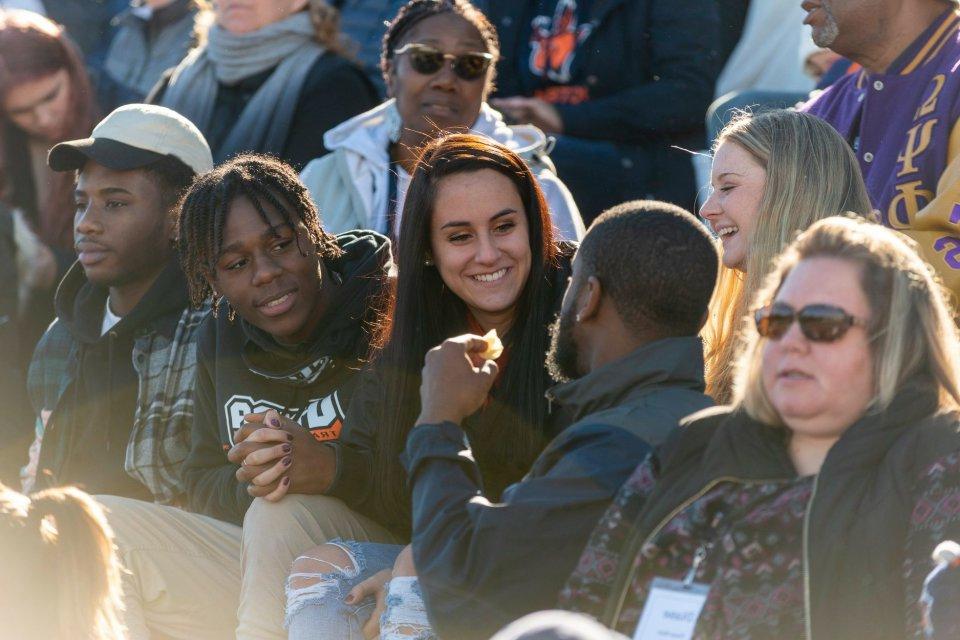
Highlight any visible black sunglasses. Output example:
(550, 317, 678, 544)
(754, 302, 868, 342)
(394, 43, 494, 81)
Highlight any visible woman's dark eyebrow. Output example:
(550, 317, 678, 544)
(440, 208, 517, 230)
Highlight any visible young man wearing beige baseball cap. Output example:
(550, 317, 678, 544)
(24, 103, 212, 505)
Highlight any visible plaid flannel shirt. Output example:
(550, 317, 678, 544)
(27, 303, 209, 504)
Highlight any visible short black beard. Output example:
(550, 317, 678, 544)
(546, 308, 580, 383)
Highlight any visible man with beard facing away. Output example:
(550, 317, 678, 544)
(398, 200, 718, 639)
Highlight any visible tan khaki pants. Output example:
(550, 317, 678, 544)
(97, 494, 397, 640)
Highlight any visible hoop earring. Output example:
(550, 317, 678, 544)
(227, 305, 237, 323)
(212, 293, 221, 319)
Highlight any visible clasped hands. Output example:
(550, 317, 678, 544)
(226, 409, 335, 501)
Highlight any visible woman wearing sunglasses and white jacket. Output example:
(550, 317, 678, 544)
(555, 215, 960, 640)
(299, 0, 584, 244)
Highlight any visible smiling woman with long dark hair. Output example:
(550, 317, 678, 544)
(285, 133, 573, 639)
(335, 133, 570, 536)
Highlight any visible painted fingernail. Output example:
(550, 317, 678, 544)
(287, 433, 294, 441)
(282, 476, 291, 486)
(283, 456, 292, 466)
(270, 416, 281, 428)
(282, 443, 292, 453)
(344, 593, 356, 604)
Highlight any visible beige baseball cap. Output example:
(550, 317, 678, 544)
(48, 103, 213, 175)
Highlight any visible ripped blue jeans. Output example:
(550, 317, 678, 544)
(285, 539, 437, 640)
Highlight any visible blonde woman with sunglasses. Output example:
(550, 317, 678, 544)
(299, 0, 584, 245)
(557, 215, 960, 640)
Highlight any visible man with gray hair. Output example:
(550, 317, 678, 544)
(801, 0, 960, 303)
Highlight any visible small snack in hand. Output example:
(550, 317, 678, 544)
(479, 329, 504, 360)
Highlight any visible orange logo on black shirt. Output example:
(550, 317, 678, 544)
(529, 0, 593, 84)
(223, 392, 345, 445)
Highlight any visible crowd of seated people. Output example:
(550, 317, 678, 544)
(3, 1, 960, 639)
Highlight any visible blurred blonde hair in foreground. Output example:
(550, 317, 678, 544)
(0, 484, 124, 639)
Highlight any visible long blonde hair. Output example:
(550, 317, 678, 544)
(703, 110, 872, 403)
(735, 215, 960, 424)
(0, 485, 124, 640)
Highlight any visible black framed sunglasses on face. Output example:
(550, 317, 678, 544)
(754, 302, 868, 343)
(393, 43, 494, 81)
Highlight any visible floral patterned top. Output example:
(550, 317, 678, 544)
(561, 451, 960, 639)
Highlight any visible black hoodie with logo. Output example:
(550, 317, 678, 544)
(32, 259, 190, 499)
(182, 231, 391, 525)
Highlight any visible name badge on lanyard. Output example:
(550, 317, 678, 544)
(632, 545, 711, 640)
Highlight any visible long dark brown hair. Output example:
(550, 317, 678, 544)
(370, 133, 563, 532)
(0, 9, 97, 250)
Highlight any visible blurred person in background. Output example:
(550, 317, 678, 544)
(0, 483, 125, 640)
(922, 541, 960, 639)
(100, 0, 205, 109)
(300, 0, 583, 242)
(154, 0, 378, 168)
(485, 0, 722, 223)
(43, 0, 129, 91)
(708, 0, 820, 137)
(0, 0, 44, 13)
(700, 110, 871, 404)
(0, 8, 98, 484)
(331, 0, 417, 96)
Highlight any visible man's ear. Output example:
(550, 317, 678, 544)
(576, 275, 602, 323)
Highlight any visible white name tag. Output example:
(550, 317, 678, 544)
(632, 577, 709, 640)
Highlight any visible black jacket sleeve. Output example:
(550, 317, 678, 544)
(554, 0, 721, 143)
(182, 322, 251, 525)
(283, 53, 380, 171)
(401, 420, 652, 640)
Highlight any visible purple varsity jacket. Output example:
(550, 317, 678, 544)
(803, 8, 960, 301)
